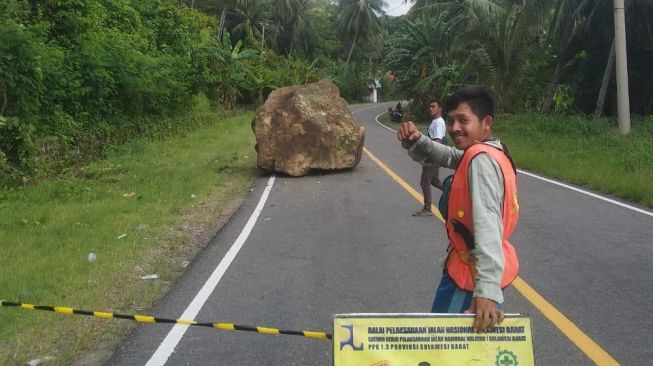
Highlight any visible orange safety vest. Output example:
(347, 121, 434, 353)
(445, 142, 519, 291)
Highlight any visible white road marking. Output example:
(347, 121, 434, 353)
(145, 175, 276, 366)
(516, 169, 653, 218)
(372, 111, 397, 133)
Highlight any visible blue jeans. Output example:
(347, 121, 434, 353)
(431, 269, 503, 313)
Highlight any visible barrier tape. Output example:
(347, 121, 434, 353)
(0, 300, 332, 340)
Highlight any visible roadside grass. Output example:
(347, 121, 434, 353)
(495, 113, 653, 208)
(0, 108, 258, 364)
(379, 110, 653, 209)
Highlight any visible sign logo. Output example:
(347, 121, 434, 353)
(339, 324, 364, 351)
(495, 350, 518, 366)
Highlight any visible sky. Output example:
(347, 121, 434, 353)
(384, 0, 412, 16)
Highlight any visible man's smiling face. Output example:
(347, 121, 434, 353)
(446, 102, 493, 150)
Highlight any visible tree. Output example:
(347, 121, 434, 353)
(217, 0, 249, 42)
(265, 0, 320, 57)
(406, 0, 505, 21)
(399, 0, 549, 111)
(540, 0, 592, 113)
(539, 0, 652, 114)
(229, 1, 267, 42)
(594, 39, 615, 117)
(382, 12, 472, 105)
(473, 1, 549, 112)
(308, 0, 341, 59)
(337, 0, 388, 75)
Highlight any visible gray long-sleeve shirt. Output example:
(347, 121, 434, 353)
(403, 135, 506, 304)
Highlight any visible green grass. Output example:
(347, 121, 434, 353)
(0, 108, 258, 364)
(494, 113, 653, 208)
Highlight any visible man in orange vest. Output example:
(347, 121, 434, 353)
(397, 86, 519, 333)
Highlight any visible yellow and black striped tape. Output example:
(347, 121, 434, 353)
(0, 300, 331, 340)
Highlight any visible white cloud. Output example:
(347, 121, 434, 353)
(384, 0, 412, 16)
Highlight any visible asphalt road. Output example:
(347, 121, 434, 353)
(108, 102, 653, 365)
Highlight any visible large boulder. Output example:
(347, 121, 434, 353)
(251, 79, 366, 177)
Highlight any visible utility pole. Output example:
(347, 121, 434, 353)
(613, 0, 630, 135)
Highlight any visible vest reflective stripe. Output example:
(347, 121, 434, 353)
(445, 142, 519, 291)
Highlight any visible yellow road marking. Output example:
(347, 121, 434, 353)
(362, 146, 620, 365)
(512, 277, 619, 365)
(363, 147, 445, 223)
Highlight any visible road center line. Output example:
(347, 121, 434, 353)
(145, 175, 276, 366)
(357, 104, 620, 364)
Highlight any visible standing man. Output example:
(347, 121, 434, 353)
(413, 99, 447, 217)
(397, 86, 519, 332)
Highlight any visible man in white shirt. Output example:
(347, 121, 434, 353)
(414, 99, 447, 216)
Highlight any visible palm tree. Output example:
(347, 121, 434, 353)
(406, 0, 505, 21)
(539, 0, 593, 113)
(539, 0, 649, 113)
(268, 0, 319, 57)
(308, 0, 342, 59)
(594, 39, 615, 117)
(402, 0, 548, 111)
(286, 0, 316, 56)
(273, 0, 295, 24)
(338, 0, 388, 75)
(217, 0, 249, 42)
(382, 11, 473, 104)
(473, 1, 549, 111)
(398, 0, 653, 114)
(568, 0, 653, 116)
(229, 2, 267, 42)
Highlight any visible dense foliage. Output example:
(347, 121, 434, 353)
(382, 0, 653, 115)
(2, 0, 652, 184)
(0, 0, 342, 184)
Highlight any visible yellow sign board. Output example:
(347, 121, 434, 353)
(333, 313, 534, 366)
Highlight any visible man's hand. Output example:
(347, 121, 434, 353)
(397, 121, 421, 142)
(465, 297, 504, 333)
